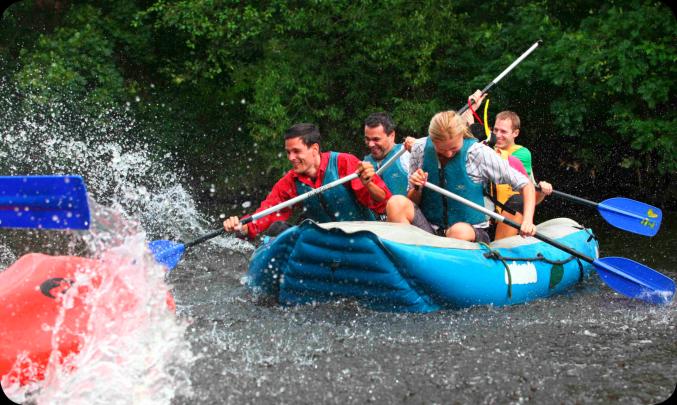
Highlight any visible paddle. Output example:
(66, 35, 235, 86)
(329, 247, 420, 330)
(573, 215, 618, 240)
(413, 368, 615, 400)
(152, 40, 542, 270)
(457, 40, 542, 115)
(0, 175, 91, 230)
(149, 147, 408, 271)
(536, 186, 662, 237)
(423, 182, 675, 305)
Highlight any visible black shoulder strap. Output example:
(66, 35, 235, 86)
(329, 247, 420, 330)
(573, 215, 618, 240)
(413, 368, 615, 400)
(483, 185, 518, 216)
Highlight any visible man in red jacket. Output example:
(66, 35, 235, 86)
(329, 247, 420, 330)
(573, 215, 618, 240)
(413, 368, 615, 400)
(223, 123, 392, 239)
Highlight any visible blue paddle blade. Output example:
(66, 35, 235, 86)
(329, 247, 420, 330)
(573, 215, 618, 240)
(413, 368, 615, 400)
(148, 240, 186, 272)
(594, 257, 675, 305)
(0, 175, 91, 230)
(598, 197, 662, 237)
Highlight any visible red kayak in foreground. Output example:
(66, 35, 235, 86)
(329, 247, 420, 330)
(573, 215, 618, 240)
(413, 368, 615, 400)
(0, 253, 175, 386)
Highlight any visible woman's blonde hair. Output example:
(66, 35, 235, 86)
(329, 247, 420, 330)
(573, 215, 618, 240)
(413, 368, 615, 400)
(428, 111, 472, 142)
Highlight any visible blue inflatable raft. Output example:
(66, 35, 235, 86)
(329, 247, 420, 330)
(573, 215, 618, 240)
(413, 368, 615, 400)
(246, 218, 599, 312)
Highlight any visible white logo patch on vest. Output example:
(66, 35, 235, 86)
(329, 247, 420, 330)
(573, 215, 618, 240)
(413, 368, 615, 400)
(505, 261, 538, 284)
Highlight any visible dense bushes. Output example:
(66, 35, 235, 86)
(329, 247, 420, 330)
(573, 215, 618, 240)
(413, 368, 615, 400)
(2, 0, 675, 205)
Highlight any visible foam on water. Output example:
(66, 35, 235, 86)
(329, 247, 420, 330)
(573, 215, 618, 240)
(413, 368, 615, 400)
(3, 234, 196, 404)
(0, 79, 243, 402)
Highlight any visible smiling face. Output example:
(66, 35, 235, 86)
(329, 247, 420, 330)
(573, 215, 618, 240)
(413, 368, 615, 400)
(285, 136, 321, 176)
(364, 124, 395, 161)
(432, 135, 464, 162)
(493, 118, 519, 150)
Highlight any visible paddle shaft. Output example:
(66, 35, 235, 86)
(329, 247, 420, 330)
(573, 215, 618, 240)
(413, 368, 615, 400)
(423, 182, 664, 290)
(536, 185, 651, 223)
(535, 184, 597, 209)
(423, 182, 595, 263)
(457, 40, 541, 115)
(183, 147, 408, 248)
(178, 42, 541, 248)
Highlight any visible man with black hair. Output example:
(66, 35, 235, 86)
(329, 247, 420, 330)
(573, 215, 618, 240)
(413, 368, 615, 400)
(363, 112, 410, 196)
(223, 123, 391, 239)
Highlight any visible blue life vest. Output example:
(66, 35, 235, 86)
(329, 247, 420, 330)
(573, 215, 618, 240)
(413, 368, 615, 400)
(296, 152, 377, 222)
(420, 137, 486, 228)
(364, 144, 408, 196)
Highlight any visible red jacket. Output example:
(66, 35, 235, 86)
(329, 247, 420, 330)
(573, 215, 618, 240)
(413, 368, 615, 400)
(245, 152, 391, 239)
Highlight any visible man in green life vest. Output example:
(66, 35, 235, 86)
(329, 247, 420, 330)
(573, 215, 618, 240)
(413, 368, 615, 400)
(491, 111, 553, 240)
(363, 112, 410, 197)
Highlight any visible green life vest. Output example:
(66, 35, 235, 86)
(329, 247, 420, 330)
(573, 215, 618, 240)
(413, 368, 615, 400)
(296, 152, 377, 222)
(364, 144, 408, 196)
(420, 138, 486, 228)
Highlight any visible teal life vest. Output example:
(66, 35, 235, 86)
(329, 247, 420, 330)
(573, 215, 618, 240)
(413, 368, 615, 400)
(364, 144, 408, 196)
(419, 137, 486, 228)
(296, 152, 377, 222)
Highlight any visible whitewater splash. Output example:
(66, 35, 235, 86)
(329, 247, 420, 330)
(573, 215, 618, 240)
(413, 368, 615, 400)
(0, 78, 247, 402)
(1, 233, 196, 404)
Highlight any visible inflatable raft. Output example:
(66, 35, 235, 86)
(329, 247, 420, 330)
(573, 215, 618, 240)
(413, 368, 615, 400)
(247, 218, 599, 312)
(0, 253, 175, 386)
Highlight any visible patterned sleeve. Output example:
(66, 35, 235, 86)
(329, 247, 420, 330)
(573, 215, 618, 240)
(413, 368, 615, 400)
(406, 137, 427, 191)
(466, 143, 529, 190)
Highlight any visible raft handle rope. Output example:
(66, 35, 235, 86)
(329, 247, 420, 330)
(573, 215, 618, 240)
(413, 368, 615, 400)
(479, 244, 584, 299)
(479, 242, 512, 299)
(573, 225, 598, 243)
(482, 250, 581, 266)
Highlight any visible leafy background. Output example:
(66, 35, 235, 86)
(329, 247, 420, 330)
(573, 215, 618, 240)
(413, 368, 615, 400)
(1, 0, 675, 208)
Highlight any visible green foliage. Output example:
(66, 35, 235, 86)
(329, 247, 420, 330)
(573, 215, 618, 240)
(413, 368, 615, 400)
(13, 5, 125, 113)
(538, 1, 677, 175)
(136, 0, 275, 81)
(2, 0, 675, 204)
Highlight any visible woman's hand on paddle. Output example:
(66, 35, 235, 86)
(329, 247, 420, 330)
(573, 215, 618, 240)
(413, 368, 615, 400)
(403, 136, 417, 152)
(519, 220, 537, 238)
(357, 161, 376, 185)
(410, 169, 427, 191)
(537, 181, 553, 196)
(223, 216, 248, 236)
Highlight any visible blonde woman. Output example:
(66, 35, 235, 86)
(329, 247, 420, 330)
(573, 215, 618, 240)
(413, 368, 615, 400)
(386, 92, 536, 242)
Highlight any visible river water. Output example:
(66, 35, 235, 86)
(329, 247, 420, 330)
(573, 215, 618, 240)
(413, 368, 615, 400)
(163, 208, 676, 405)
(1, 92, 675, 404)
